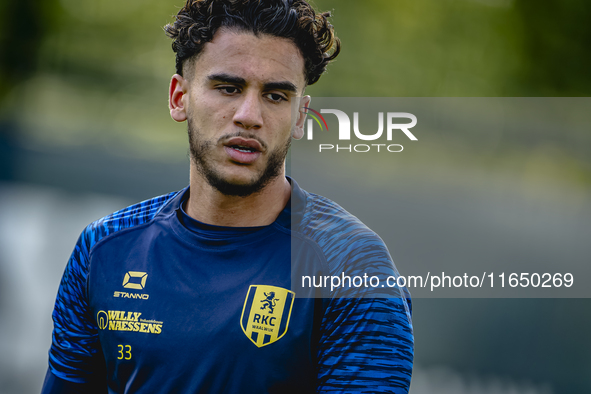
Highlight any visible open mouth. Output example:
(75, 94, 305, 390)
(224, 146, 261, 164)
(230, 145, 258, 153)
(223, 138, 263, 164)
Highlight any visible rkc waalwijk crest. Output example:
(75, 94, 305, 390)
(240, 285, 295, 348)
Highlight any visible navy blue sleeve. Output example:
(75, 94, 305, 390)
(47, 229, 106, 384)
(300, 192, 414, 393)
(315, 236, 414, 393)
(44, 191, 179, 386)
(317, 297, 414, 393)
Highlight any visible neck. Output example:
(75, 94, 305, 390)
(185, 166, 291, 227)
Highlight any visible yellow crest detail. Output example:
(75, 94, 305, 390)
(240, 285, 295, 348)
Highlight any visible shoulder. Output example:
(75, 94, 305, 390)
(298, 191, 390, 270)
(299, 192, 398, 284)
(77, 189, 183, 259)
(299, 191, 380, 240)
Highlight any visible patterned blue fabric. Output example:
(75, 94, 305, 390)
(48, 191, 181, 383)
(299, 192, 414, 392)
(45, 179, 413, 393)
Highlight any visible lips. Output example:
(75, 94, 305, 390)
(223, 137, 263, 164)
(225, 137, 262, 152)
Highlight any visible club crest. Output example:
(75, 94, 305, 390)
(240, 285, 295, 348)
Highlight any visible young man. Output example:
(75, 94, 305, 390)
(42, 1, 413, 393)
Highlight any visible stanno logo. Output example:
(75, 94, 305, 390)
(96, 310, 163, 334)
(114, 291, 149, 300)
(302, 107, 417, 153)
(122, 271, 148, 290)
(240, 285, 295, 348)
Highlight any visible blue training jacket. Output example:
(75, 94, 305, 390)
(43, 177, 413, 393)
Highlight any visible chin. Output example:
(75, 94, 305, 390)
(198, 167, 272, 197)
(222, 165, 265, 184)
(191, 141, 287, 197)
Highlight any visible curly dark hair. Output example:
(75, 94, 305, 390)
(164, 0, 340, 86)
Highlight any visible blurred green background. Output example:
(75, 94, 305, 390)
(1, 0, 590, 393)
(2, 0, 591, 165)
(1, 0, 589, 192)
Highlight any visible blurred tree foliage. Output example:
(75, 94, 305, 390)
(0, 0, 62, 100)
(2, 0, 590, 99)
(513, 0, 591, 96)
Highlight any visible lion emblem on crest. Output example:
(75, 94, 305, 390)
(260, 292, 279, 314)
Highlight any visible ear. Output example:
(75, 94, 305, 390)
(292, 95, 311, 140)
(169, 74, 188, 122)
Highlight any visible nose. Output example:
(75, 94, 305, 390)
(233, 92, 263, 130)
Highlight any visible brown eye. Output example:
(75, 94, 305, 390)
(218, 86, 240, 94)
(265, 93, 287, 103)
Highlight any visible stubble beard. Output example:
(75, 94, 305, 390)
(188, 119, 291, 197)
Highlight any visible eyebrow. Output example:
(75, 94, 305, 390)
(208, 73, 299, 94)
(264, 81, 298, 94)
(208, 73, 246, 85)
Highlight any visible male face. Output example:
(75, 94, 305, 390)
(169, 28, 310, 196)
